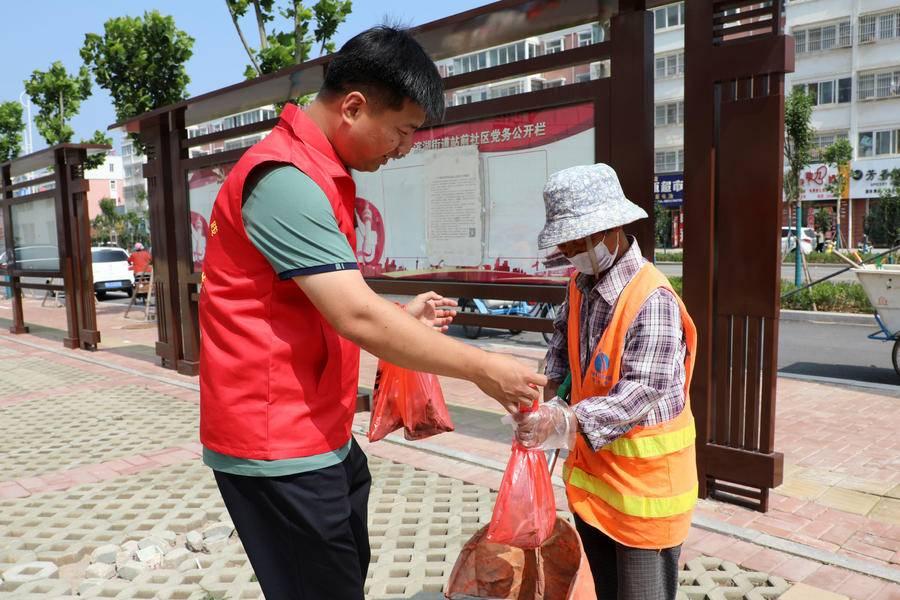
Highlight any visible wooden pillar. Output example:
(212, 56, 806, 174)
(1, 164, 27, 334)
(685, 1, 792, 511)
(610, 0, 654, 259)
(52, 148, 82, 349)
(58, 147, 101, 349)
(169, 108, 200, 376)
(141, 117, 184, 371)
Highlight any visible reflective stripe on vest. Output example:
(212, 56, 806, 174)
(564, 465, 699, 519)
(603, 418, 696, 459)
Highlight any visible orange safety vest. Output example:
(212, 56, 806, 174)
(563, 263, 698, 550)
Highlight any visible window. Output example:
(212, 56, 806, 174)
(858, 129, 900, 157)
(794, 77, 852, 106)
(575, 72, 591, 83)
(858, 68, 900, 100)
(810, 131, 849, 158)
(453, 42, 527, 74)
(838, 77, 852, 103)
(489, 82, 523, 99)
(839, 21, 852, 47)
(859, 15, 876, 43)
(654, 2, 685, 30)
(794, 20, 852, 54)
(655, 101, 684, 127)
(109, 180, 117, 195)
(655, 149, 684, 173)
(655, 52, 685, 79)
(578, 31, 593, 47)
(109, 163, 114, 173)
(545, 38, 564, 54)
(859, 10, 900, 42)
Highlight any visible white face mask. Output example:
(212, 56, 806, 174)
(566, 233, 619, 276)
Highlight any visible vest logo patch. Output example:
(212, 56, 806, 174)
(591, 352, 613, 387)
(210, 220, 219, 236)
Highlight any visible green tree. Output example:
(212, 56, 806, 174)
(783, 88, 815, 285)
(0, 101, 25, 162)
(82, 129, 112, 171)
(864, 170, 900, 247)
(92, 198, 121, 245)
(813, 207, 832, 235)
(822, 137, 854, 248)
(654, 201, 673, 248)
(81, 11, 194, 153)
(226, 0, 352, 80)
(23, 61, 92, 146)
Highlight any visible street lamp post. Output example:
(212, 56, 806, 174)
(17, 90, 33, 155)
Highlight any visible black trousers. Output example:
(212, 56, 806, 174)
(214, 438, 372, 600)
(574, 514, 681, 600)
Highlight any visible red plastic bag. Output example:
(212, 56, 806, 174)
(486, 440, 556, 549)
(367, 360, 454, 442)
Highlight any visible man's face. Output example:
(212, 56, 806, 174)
(333, 92, 426, 172)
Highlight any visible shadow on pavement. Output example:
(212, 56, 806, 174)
(780, 362, 899, 387)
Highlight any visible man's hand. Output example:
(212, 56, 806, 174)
(513, 398, 578, 450)
(405, 292, 457, 332)
(475, 353, 548, 413)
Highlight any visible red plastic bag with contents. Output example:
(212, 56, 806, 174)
(486, 438, 557, 549)
(367, 360, 454, 442)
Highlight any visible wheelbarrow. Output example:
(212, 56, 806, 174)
(445, 375, 596, 600)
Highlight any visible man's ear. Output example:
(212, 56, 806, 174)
(340, 91, 367, 125)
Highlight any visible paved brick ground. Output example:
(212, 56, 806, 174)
(1, 295, 899, 598)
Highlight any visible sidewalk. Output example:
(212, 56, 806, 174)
(0, 296, 898, 598)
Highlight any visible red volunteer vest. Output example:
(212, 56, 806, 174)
(199, 103, 359, 460)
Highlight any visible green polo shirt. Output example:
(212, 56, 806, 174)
(202, 163, 357, 477)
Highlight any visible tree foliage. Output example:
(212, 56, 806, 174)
(81, 11, 194, 153)
(82, 130, 112, 171)
(822, 137, 854, 199)
(783, 88, 815, 206)
(23, 61, 92, 147)
(226, 0, 352, 80)
(91, 198, 151, 248)
(0, 101, 25, 162)
(864, 170, 900, 247)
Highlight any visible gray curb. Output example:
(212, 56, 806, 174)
(779, 309, 875, 326)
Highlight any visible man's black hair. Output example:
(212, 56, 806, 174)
(321, 26, 445, 121)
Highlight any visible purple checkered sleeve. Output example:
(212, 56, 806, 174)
(573, 288, 687, 451)
(543, 289, 571, 385)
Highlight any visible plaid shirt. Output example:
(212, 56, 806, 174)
(544, 238, 687, 451)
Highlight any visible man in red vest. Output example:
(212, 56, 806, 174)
(514, 164, 697, 600)
(199, 26, 546, 600)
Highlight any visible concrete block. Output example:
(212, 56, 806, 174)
(1, 561, 59, 590)
(162, 547, 193, 570)
(85, 561, 116, 580)
(91, 544, 120, 565)
(138, 535, 170, 552)
(78, 578, 107, 596)
(136, 544, 163, 564)
(117, 560, 147, 581)
(185, 530, 204, 552)
(202, 521, 235, 541)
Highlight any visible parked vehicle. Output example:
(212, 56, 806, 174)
(781, 226, 815, 255)
(91, 247, 134, 300)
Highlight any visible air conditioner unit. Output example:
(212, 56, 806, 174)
(590, 62, 609, 79)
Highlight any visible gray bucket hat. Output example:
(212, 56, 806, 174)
(537, 163, 648, 249)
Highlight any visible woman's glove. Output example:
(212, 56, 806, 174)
(511, 397, 578, 450)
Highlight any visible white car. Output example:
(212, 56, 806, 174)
(91, 247, 134, 299)
(781, 226, 815, 256)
